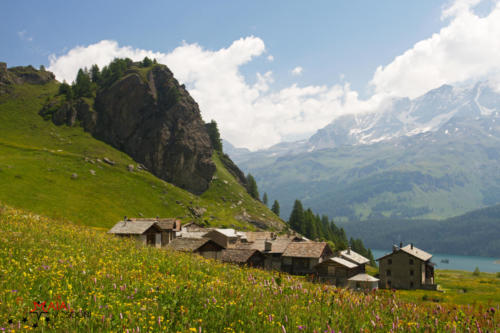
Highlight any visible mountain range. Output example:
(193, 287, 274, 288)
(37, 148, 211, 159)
(226, 81, 500, 222)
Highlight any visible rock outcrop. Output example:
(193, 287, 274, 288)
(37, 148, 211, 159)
(41, 64, 216, 194)
(0, 62, 55, 94)
(91, 66, 215, 194)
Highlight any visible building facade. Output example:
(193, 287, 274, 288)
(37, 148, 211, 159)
(377, 244, 436, 290)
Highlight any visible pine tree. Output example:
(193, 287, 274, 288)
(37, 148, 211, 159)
(246, 174, 259, 200)
(90, 64, 101, 84)
(142, 57, 153, 67)
(58, 81, 73, 100)
(271, 200, 280, 216)
(303, 209, 318, 240)
(288, 200, 304, 233)
(73, 68, 92, 98)
(205, 120, 223, 152)
(262, 193, 268, 206)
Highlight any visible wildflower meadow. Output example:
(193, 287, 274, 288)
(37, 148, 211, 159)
(0, 205, 498, 332)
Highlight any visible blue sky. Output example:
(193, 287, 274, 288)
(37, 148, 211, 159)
(2, 1, 446, 94)
(2, 0, 500, 149)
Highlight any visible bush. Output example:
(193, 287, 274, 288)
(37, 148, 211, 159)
(497, 272, 500, 278)
(473, 267, 480, 276)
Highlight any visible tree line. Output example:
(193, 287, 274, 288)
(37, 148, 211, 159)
(288, 198, 375, 264)
(58, 57, 158, 100)
(242, 169, 375, 264)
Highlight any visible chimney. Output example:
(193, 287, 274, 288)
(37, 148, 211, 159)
(411, 243, 414, 249)
(347, 246, 351, 254)
(400, 242, 403, 248)
(392, 244, 398, 253)
(264, 240, 272, 252)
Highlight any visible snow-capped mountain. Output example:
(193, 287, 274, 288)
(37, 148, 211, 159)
(226, 81, 500, 222)
(308, 82, 500, 150)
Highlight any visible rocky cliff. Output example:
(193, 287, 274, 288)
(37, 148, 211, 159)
(0, 62, 55, 94)
(39, 63, 216, 194)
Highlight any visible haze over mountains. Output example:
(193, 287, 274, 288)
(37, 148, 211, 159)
(226, 81, 500, 222)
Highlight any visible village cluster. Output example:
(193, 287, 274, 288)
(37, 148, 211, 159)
(109, 217, 437, 291)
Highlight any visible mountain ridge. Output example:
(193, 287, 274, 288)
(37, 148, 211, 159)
(227, 81, 500, 222)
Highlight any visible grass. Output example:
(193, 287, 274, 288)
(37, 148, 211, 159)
(0, 204, 498, 332)
(0, 81, 283, 230)
(395, 270, 500, 305)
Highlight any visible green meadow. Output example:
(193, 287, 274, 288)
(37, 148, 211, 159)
(0, 82, 281, 230)
(1, 205, 498, 332)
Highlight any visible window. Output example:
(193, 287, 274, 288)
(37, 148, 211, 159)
(388, 259, 392, 265)
(388, 280, 392, 287)
(410, 270, 414, 276)
(386, 270, 391, 276)
(410, 281, 414, 288)
(409, 259, 414, 265)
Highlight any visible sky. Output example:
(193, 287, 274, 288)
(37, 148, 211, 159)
(2, 0, 500, 150)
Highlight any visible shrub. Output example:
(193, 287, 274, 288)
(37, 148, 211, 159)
(473, 267, 480, 276)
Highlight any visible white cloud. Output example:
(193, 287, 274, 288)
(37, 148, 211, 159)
(18, 30, 33, 42)
(48, 40, 163, 83)
(47, 0, 500, 150)
(371, 0, 500, 98)
(291, 66, 303, 76)
(48, 37, 348, 150)
(267, 55, 274, 62)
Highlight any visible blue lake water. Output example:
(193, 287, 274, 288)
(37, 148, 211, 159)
(371, 249, 500, 273)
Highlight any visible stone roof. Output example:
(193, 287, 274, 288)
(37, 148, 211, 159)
(400, 245, 432, 261)
(347, 273, 379, 282)
(339, 249, 370, 265)
(155, 219, 181, 231)
(237, 238, 292, 254)
(178, 230, 208, 239)
(166, 238, 210, 252)
(213, 228, 247, 239)
(282, 242, 330, 258)
(326, 257, 358, 269)
(108, 220, 158, 235)
(376, 244, 433, 262)
(220, 249, 261, 263)
(243, 231, 276, 243)
(182, 222, 206, 231)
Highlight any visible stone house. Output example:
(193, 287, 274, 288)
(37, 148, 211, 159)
(166, 238, 224, 260)
(315, 256, 359, 286)
(155, 218, 182, 246)
(315, 248, 372, 286)
(220, 248, 265, 267)
(281, 242, 334, 275)
(236, 238, 293, 270)
(377, 243, 436, 290)
(108, 219, 162, 248)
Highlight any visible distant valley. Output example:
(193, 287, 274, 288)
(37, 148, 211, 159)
(227, 82, 500, 222)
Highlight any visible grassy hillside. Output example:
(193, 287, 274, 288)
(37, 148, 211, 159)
(1, 205, 497, 332)
(0, 80, 282, 230)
